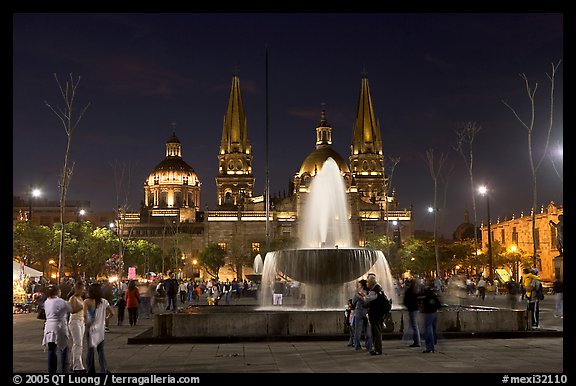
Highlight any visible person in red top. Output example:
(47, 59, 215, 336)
(125, 280, 140, 326)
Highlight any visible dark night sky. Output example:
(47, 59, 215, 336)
(12, 13, 563, 237)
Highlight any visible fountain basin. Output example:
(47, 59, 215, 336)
(271, 248, 380, 284)
(153, 306, 528, 339)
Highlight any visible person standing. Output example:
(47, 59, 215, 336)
(125, 280, 140, 327)
(42, 285, 71, 374)
(154, 281, 166, 313)
(116, 295, 126, 326)
(139, 284, 152, 319)
(352, 279, 372, 352)
(476, 277, 487, 301)
(273, 279, 284, 305)
(506, 278, 519, 309)
(165, 273, 178, 311)
(67, 282, 86, 372)
(521, 268, 540, 328)
(419, 278, 442, 353)
(552, 278, 563, 318)
(178, 280, 187, 304)
(84, 283, 114, 373)
(344, 298, 355, 347)
(101, 282, 114, 332)
(361, 273, 385, 356)
(403, 278, 421, 348)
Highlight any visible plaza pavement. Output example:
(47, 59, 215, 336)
(12, 294, 564, 375)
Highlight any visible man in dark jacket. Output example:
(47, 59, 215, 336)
(403, 278, 421, 347)
(361, 273, 385, 356)
(164, 273, 179, 310)
(419, 278, 442, 353)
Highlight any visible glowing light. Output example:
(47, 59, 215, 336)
(478, 185, 488, 195)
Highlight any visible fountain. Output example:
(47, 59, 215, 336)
(260, 157, 398, 309)
(244, 254, 263, 283)
(150, 158, 528, 341)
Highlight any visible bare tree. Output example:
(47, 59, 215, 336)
(454, 121, 482, 259)
(110, 160, 134, 280)
(502, 61, 561, 267)
(425, 149, 449, 278)
(45, 73, 90, 281)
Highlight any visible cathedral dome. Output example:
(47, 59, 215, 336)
(147, 132, 199, 183)
(144, 132, 201, 214)
(151, 157, 197, 176)
(294, 110, 352, 190)
(299, 146, 350, 176)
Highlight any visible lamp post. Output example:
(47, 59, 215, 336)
(479, 186, 493, 281)
(192, 259, 198, 280)
(28, 187, 41, 224)
(428, 206, 441, 278)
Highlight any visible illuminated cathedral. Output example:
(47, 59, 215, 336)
(121, 74, 413, 280)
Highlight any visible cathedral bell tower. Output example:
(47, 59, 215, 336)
(216, 74, 255, 207)
(349, 74, 389, 208)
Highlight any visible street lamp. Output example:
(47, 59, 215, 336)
(192, 259, 198, 279)
(77, 209, 86, 223)
(427, 206, 440, 278)
(478, 186, 493, 281)
(28, 187, 42, 224)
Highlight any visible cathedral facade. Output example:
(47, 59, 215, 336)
(120, 74, 413, 280)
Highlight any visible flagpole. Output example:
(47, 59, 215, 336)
(265, 46, 270, 253)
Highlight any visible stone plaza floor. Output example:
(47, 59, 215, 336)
(12, 294, 565, 375)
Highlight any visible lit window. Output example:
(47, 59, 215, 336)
(218, 242, 227, 252)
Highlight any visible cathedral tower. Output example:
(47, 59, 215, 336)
(349, 75, 389, 207)
(216, 74, 255, 206)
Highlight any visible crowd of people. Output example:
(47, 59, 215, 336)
(33, 271, 264, 373)
(32, 266, 563, 372)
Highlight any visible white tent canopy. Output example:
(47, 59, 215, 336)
(13, 261, 43, 279)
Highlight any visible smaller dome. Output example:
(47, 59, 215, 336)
(151, 158, 197, 176)
(299, 147, 350, 176)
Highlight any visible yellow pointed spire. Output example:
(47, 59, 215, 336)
(351, 75, 382, 155)
(220, 74, 251, 154)
(349, 74, 387, 204)
(216, 73, 255, 206)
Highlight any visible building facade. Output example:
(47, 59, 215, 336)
(119, 74, 414, 280)
(480, 201, 563, 282)
(12, 196, 115, 228)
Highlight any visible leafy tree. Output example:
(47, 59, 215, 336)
(84, 227, 117, 279)
(13, 222, 56, 274)
(365, 233, 401, 275)
(198, 243, 226, 280)
(398, 238, 437, 277)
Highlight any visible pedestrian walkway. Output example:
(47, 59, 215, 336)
(12, 295, 563, 374)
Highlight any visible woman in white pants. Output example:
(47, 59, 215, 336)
(68, 282, 86, 372)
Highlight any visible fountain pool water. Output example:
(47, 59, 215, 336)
(259, 157, 398, 309)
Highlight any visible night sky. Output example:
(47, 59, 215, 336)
(13, 13, 563, 237)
